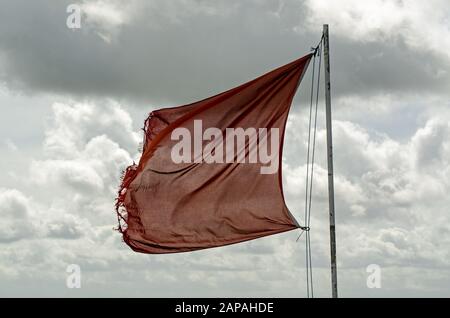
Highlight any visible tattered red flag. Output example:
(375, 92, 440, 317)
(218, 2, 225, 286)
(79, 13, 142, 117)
(116, 54, 312, 253)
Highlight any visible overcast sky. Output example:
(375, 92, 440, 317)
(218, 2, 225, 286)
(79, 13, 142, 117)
(1, 0, 450, 297)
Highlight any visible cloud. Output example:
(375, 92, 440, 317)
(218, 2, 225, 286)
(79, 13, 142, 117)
(0, 101, 144, 293)
(0, 97, 450, 296)
(0, 187, 92, 242)
(0, 1, 450, 297)
(43, 101, 139, 156)
(282, 108, 450, 278)
(82, 0, 129, 28)
(27, 102, 140, 230)
(0, 0, 448, 103)
(45, 213, 89, 239)
(0, 188, 37, 242)
(0, 100, 314, 297)
(304, 0, 450, 59)
(80, 0, 135, 43)
(4, 139, 18, 152)
(1, 100, 139, 247)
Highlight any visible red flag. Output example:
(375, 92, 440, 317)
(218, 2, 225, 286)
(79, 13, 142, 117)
(116, 54, 312, 253)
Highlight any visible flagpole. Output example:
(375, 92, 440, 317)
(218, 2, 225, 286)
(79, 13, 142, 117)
(323, 24, 338, 298)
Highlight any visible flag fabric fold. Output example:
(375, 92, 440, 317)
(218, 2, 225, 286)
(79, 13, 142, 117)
(116, 53, 312, 254)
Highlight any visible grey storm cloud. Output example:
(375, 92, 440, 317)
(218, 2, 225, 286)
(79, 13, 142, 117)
(0, 0, 449, 105)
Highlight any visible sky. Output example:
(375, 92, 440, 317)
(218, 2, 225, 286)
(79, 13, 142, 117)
(0, 0, 450, 297)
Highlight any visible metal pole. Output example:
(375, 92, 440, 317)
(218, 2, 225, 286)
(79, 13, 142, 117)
(323, 24, 338, 298)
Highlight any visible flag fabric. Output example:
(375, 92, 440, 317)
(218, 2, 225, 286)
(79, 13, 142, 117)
(116, 53, 312, 254)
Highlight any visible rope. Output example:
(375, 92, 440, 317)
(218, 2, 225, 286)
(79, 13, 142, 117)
(304, 44, 316, 298)
(308, 40, 322, 298)
(302, 36, 323, 298)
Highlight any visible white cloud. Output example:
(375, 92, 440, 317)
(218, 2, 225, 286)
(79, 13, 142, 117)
(80, 0, 135, 43)
(4, 138, 18, 152)
(283, 108, 450, 280)
(0, 188, 37, 242)
(44, 101, 139, 157)
(82, 0, 128, 27)
(0, 187, 93, 243)
(1, 97, 450, 296)
(304, 0, 450, 59)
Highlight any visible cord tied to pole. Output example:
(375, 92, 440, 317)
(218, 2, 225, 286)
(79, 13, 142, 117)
(310, 34, 324, 57)
(301, 34, 324, 298)
(296, 226, 310, 242)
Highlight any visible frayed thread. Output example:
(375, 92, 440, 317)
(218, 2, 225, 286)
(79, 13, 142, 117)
(114, 111, 159, 235)
(114, 164, 137, 234)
